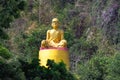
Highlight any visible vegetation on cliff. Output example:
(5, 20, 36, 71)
(0, 0, 120, 80)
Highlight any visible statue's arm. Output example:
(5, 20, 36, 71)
(61, 30, 64, 40)
(46, 30, 50, 41)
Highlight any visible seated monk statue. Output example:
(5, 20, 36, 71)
(41, 18, 67, 48)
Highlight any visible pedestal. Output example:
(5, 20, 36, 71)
(39, 48, 70, 69)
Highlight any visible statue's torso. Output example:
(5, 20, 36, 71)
(49, 29, 62, 43)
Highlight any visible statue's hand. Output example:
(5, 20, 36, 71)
(57, 44, 64, 48)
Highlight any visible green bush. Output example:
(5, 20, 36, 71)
(15, 24, 49, 61)
(79, 53, 111, 80)
(19, 58, 76, 80)
(0, 0, 27, 39)
(0, 58, 26, 80)
(70, 37, 98, 61)
(0, 45, 11, 59)
(105, 52, 120, 80)
(0, 56, 76, 80)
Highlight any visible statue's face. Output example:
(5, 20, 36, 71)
(51, 18, 59, 29)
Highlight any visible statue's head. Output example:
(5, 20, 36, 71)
(51, 18, 59, 29)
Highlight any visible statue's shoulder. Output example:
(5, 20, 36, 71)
(47, 30, 51, 33)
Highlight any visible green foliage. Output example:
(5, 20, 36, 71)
(0, 45, 11, 59)
(15, 25, 49, 61)
(79, 53, 111, 80)
(70, 37, 98, 61)
(50, 0, 75, 12)
(105, 52, 120, 80)
(0, 58, 26, 80)
(64, 30, 75, 48)
(0, 0, 27, 39)
(78, 52, 120, 80)
(0, 28, 9, 39)
(19, 59, 76, 80)
(0, 0, 120, 80)
(0, 57, 76, 80)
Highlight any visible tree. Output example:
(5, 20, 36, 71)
(0, 0, 26, 39)
(106, 53, 120, 80)
(19, 59, 76, 80)
(79, 53, 111, 80)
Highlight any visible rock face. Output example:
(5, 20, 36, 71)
(66, 0, 120, 71)
(92, 0, 120, 49)
(101, 2, 120, 45)
(72, 0, 120, 48)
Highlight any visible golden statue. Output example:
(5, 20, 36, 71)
(39, 18, 69, 69)
(41, 18, 67, 48)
